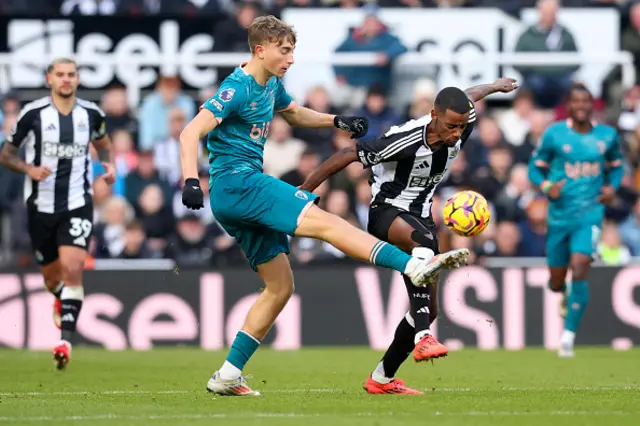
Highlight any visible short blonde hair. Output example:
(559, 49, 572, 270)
(248, 15, 297, 54)
(46, 57, 77, 74)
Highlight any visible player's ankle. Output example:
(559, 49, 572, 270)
(414, 330, 431, 344)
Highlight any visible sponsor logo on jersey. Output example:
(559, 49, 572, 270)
(219, 88, 235, 102)
(409, 172, 444, 188)
(43, 142, 87, 159)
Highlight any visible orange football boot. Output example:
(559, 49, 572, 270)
(363, 375, 424, 395)
(413, 335, 448, 362)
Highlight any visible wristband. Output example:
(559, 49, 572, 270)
(541, 181, 553, 193)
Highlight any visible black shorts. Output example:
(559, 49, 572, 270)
(367, 203, 440, 255)
(27, 202, 94, 266)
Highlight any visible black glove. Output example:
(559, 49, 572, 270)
(182, 178, 204, 210)
(334, 115, 368, 139)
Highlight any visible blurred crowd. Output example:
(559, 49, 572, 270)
(2, 0, 640, 269)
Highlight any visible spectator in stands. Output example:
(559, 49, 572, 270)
(493, 221, 525, 257)
(514, 0, 579, 108)
(137, 184, 175, 255)
(354, 178, 371, 229)
(212, 1, 261, 82)
(493, 164, 536, 223)
(112, 129, 138, 178)
(598, 221, 632, 265)
(351, 84, 402, 141)
(513, 109, 550, 164)
(518, 197, 548, 257)
(263, 116, 306, 178)
(125, 150, 173, 214)
(333, 6, 408, 107)
(496, 89, 535, 147)
(403, 78, 436, 122)
(138, 75, 195, 151)
(280, 149, 321, 187)
(466, 116, 508, 170)
(100, 85, 138, 141)
(165, 214, 214, 267)
(622, 2, 640, 86)
(439, 150, 473, 199)
(154, 107, 187, 188)
(619, 197, 640, 256)
(94, 196, 134, 259)
(118, 220, 152, 259)
(292, 86, 339, 159)
(60, 0, 118, 15)
(473, 145, 514, 202)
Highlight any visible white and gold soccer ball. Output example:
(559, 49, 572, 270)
(443, 190, 491, 237)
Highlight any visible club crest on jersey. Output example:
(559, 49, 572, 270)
(597, 141, 607, 154)
(219, 88, 235, 102)
(563, 144, 572, 153)
(448, 145, 460, 159)
(77, 120, 88, 131)
(295, 190, 308, 201)
(210, 99, 224, 111)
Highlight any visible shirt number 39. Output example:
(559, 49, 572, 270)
(249, 122, 270, 145)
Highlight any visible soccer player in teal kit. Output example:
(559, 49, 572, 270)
(179, 16, 463, 396)
(529, 83, 623, 358)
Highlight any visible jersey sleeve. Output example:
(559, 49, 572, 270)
(460, 100, 476, 146)
(355, 131, 420, 168)
(202, 82, 247, 122)
(274, 78, 295, 112)
(90, 104, 107, 140)
(605, 130, 624, 167)
(6, 107, 36, 148)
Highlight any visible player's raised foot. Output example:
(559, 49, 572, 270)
(413, 335, 448, 363)
(52, 340, 71, 370)
(406, 248, 470, 288)
(363, 375, 423, 395)
(558, 343, 575, 358)
(53, 299, 62, 329)
(206, 372, 262, 396)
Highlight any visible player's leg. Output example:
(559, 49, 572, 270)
(296, 204, 460, 287)
(27, 207, 64, 329)
(546, 226, 571, 318)
(207, 230, 292, 396)
(559, 225, 599, 357)
(52, 205, 93, 370)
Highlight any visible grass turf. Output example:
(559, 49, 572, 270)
(0, 347, 639, 425)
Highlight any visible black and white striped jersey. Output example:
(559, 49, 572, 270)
(355, 106, 476, 219)
(7, 96, 107, 214)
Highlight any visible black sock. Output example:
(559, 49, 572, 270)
(50, 282, 64, 300)
(403, 275, 431, 334)
(60, 286, 84, 343)
(380, 317, 416, 378)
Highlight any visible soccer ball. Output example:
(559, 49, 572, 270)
(443, 190, 491, 237)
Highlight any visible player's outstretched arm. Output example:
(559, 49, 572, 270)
(280, 105, 368, 139)
(180, 109, 218, 180)
(464, 78, 519, 102)
(299, 146, 359, 192)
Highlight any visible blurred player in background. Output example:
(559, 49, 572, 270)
(0, 58, 115, 369)
(301, 78, 519, 394)
(180, 15, 441, 397)
(528, 83, 623, 358)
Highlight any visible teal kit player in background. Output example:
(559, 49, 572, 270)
(179, 15, 453, 396)
(529, 83, 624, 358)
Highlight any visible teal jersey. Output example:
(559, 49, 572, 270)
(201, 66, 294, 179)
(529, 120, 623, 227)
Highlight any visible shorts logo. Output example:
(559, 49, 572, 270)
(295, 190, 308, 201)
(219, 88, 235, 102)
(210, 99, 224, 111)
(34, 251, 43, 262)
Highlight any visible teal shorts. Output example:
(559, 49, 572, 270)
(210, 170, 319, 270)
(546, 223, 601, 267)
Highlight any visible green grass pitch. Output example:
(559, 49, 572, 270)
(1, 347, 639, 425)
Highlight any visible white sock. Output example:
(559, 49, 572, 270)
(561, 330, 576, 347)
(414, 329, 431, 345)
(371, 362, 392, 384)
(218, 361, 242, 380)
(403, 248, 436, 275)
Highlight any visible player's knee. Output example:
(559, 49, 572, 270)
(548, 279, 565, 293)
(569, 260, 590, 281)
(264, 278, 294, 300)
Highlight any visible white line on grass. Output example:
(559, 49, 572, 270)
(1, 385, 638, 397)
(0, 411, 631, 422)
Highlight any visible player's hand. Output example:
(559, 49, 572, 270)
(27, 166, 52, 181)
(599, 185, 616, 205)
(334, 115, 368, 139)
(493, 77, 519, 93)
(101, 162, 116, 185)
(545, 180, 565, 199)
(182, 178, 204, 210)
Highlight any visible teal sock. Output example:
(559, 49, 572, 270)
(369, 241, 411, 273)
(226, 330, 261, 371)
(565, 280, 589, 333)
